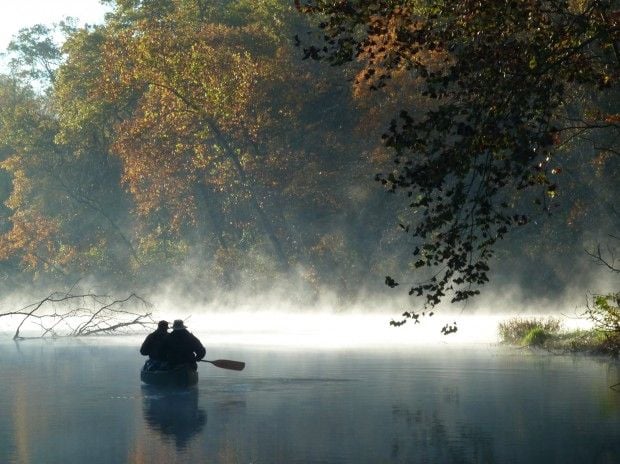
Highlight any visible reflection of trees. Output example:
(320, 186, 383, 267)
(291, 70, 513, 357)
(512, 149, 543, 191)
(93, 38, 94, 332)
(142, 387, 207, 450)
(390, 403, 495, 463)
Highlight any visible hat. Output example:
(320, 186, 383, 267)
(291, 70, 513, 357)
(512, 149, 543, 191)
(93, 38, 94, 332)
(157, 320, 169, 329)
(172, 319, 186, 330)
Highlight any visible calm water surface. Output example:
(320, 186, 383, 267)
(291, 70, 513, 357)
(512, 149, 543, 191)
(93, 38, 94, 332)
(0, 337, 619, 463)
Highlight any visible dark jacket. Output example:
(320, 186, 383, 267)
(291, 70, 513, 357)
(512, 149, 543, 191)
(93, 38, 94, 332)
(164, 329, 206, 369)
(140, 328, 169, 361)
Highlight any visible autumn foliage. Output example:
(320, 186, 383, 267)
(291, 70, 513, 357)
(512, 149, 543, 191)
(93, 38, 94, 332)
(0, 0, 616, 317)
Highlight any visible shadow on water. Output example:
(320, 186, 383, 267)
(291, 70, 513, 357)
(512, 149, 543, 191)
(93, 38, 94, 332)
(141, 385, 207, 450)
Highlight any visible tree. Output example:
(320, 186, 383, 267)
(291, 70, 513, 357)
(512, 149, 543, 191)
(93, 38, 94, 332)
(99, 0, 294, 274)
(297, 0, 620, 323)
(54, 26, 140, 275)
(5, 22, 70, 85)
(0, 24, 136, 284)
(1, 2, 398, 294)
(96, 0, 395, 290)
(0, 75, 72, 276)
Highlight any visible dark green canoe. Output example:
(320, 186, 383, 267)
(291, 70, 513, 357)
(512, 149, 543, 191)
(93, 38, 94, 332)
(140, 363, 198, 387)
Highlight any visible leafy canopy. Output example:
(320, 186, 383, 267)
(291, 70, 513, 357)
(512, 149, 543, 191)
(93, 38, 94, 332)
(297, 0, 620, 324)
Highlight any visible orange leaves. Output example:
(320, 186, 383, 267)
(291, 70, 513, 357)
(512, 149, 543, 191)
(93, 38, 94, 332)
(604, 113, 620, 123)
(0, 209, 64, 271)
(98, 7, 281, 238)
(0, 156, 30, 210)
(353, 7, 437, 96)
(112, 87, 199, 226)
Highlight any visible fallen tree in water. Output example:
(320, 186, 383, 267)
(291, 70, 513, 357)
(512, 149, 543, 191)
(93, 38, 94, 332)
(0, 289, 154, 340)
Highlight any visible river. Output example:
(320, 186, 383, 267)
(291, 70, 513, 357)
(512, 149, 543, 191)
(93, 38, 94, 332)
(0, 331, 619, 464)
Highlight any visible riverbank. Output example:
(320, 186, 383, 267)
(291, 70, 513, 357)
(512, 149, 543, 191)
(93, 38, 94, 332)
(498, 317, 620, 357)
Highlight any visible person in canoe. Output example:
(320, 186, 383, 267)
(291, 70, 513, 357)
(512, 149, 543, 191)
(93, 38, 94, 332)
(164, 319, 206, 371)
(140, 320, 170, 371)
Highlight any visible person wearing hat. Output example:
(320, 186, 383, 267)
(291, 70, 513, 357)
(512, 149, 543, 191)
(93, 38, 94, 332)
(163, 319, 206, 371)
(140, 320, 170, 371)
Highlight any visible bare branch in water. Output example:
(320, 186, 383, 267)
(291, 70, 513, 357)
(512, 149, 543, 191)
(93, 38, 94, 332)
(0, 289, 154, 340)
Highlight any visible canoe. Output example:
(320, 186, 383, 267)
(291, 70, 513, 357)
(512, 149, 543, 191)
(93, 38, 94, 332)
(140, 363, 198, 387)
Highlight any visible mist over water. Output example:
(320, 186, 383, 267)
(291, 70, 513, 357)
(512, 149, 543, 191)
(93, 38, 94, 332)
(173, 311, 598, 349)
(1, 310, 508, 346)
(135, 281, 598, 349)
(0, 282, 596, 347)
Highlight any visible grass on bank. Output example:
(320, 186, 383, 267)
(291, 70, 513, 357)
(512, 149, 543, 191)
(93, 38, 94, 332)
(498, 316, 620, 356)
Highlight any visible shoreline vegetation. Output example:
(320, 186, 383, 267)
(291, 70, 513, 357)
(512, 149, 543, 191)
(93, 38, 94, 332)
(498, 314, 620, 358)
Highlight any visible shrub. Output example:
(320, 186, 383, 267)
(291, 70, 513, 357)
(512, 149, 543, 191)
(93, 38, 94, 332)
(583, 292, 620, 356)
(498, 317, 562, 344)
(584, 292, 620, 334)
(522, 327, 550, 346)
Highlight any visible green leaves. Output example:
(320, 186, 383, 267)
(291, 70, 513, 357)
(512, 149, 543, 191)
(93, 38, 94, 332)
(6, 21, 77, 88)
(300, 0, 620, 322)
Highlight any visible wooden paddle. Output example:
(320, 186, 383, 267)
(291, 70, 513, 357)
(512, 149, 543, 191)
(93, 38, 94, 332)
(200, 359, 245, 371)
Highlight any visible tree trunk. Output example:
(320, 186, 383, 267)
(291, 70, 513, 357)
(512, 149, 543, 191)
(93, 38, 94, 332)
(205, 119, 290, 272)
(195, 181, 235, 287)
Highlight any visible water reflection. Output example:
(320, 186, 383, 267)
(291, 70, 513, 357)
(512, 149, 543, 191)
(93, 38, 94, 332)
(390, 403, 495, 463)
(1, 340, 619, 463)
(141, 386, 207, 450)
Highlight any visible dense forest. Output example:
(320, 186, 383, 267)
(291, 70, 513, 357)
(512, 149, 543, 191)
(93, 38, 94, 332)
(0, 0, 617, 315)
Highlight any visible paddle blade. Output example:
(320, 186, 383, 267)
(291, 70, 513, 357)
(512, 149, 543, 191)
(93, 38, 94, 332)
(204, 359, 245, 371)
